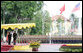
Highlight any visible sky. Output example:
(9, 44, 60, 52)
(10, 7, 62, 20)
(43, 1, 82, 19)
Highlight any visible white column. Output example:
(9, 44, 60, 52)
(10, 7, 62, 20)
(64, 21, 66, 35)
(3, 29, 6, 42)
(60, 22, 61, 36)
(77, 18, 82, 35)
(11, 31, 13, 43)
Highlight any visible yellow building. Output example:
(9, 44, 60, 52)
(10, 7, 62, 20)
(51, 15, 71, 36)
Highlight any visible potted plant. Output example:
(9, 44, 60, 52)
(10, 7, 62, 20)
(29, 41, 40, 51)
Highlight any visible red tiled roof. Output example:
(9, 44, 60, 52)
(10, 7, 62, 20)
(51, 15, 70, 21)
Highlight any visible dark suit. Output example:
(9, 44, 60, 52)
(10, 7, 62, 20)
(13, 32, 17, 45)
(8, 33, 11, 45)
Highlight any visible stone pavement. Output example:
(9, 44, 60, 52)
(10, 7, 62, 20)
(1, 42, 64, 52)
(38, 44, 64, 52)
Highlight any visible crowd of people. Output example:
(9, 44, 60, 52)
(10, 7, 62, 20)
(6, 31, 17, 45)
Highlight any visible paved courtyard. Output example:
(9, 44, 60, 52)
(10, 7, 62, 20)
(1, 42, 64, 52)
(38, 44, 64, 52)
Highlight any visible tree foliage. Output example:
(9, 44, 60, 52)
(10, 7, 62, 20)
(30, 11, 43, 35)
(1, 1, 51, 35)
(43, 11, 52, 35)
(1, 1, 44, 23)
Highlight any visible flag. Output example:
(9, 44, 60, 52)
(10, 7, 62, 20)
(60, 4, 65, 14)
(72, 3, 80, 12)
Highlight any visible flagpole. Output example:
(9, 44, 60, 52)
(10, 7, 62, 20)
(59, 4, 65, 36)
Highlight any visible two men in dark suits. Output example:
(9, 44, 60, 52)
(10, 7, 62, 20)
(7, 31, 17, 45)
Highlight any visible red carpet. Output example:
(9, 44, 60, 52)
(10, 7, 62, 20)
(1, 45, 14, 52)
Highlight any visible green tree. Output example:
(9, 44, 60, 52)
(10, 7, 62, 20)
(30, 10, 43, 35)
(70, 14, 80, 35)
(30, 10, 51, 35)
(1, 1, 44, 36)
(1, 1, 44, 23)
(44, 10, 52, 35)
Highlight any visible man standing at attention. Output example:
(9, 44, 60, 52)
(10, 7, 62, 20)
(8, 31, 12, 45)
(13, 31, 17, 45)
